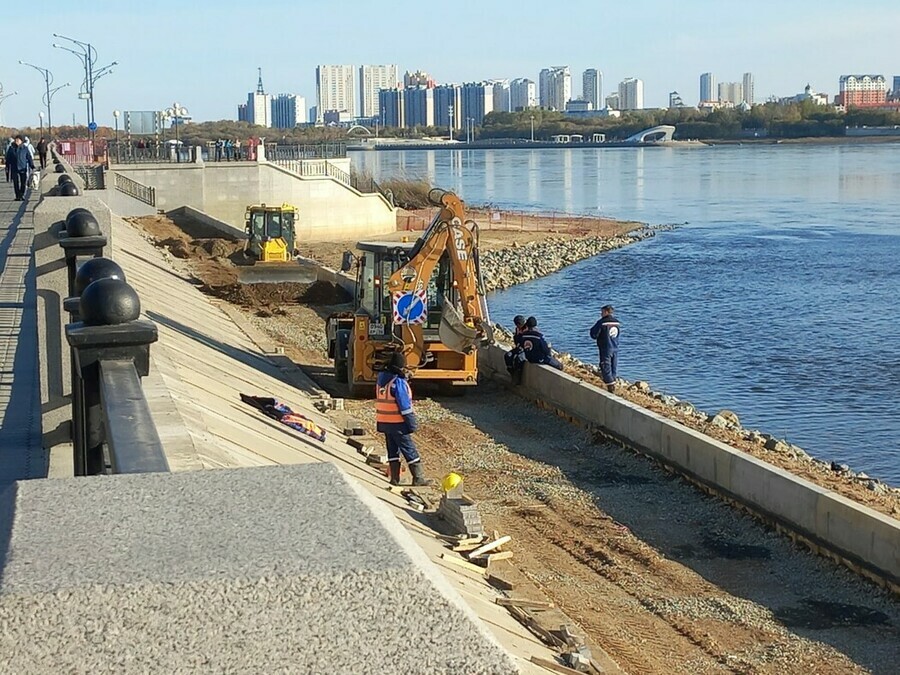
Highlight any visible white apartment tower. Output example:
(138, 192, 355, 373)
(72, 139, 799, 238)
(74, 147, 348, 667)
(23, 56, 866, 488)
(539, 66, 571, 110)
(618, 77, 644, 110)
(316, 65, 355, 123)
(700, 72, 716, 103)
(510, 78, 537, 110)
(359, 64, 399, 118)
(583, 69, 602, 110)
(742, 72, 755, 105)
(489, 80, 511, 113)
(718, 82, 743, 104)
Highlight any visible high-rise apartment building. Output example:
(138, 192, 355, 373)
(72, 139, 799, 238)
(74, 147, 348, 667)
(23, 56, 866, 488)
(237, 68, 272, 127)
(669, 91, 685, 108)
(718, 82, 743, 104)
(510, 78, 536, 111)
(539, 66, 571, 110)
(893, 76, 900, 98)
(618, 78, 644, 110)
(405, 86, 435, 128)
(488, 80, 511, 113)
(271, 94, 306, 129)
(359, 64, 399, 118)
(742, 72, 755, 105)
(700, 72, 716, 103)
(237, 104, 248, 123)
(434, 85, 463, 131)
(605, 92, 620, 110)
(583, 69, 602, 110)
(378, 88, 405, 128)
(404, 70, 433, 87)
(838, 75, 888, 107)
(316, 65, 355, 123)
(460, 83, 494, 126)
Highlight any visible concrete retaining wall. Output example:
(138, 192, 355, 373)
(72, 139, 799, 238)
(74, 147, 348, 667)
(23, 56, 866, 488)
(109, 162, 396, 242)
(171, 205, 246, 240)
(479, 343, 900, 591)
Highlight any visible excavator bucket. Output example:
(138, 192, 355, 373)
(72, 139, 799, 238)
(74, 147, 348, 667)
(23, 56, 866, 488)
(235, 260, 317, 285)
(438, 296, 483, 354)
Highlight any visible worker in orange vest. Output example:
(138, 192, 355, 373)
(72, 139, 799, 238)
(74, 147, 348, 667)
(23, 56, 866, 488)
(376, 351, 433, 486)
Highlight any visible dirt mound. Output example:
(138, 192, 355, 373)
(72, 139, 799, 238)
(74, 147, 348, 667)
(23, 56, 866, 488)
(300, 280, 352, 305)
(194, 238, 243, 259)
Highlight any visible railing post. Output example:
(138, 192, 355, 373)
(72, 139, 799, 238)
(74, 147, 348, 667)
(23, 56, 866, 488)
(65, 261, 133, 476)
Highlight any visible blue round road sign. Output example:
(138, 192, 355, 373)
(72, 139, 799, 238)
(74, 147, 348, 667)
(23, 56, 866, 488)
(395, 292, 426, 324)
(88, 121, 98, 131)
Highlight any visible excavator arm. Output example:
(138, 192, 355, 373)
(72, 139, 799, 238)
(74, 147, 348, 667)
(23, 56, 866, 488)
(387, 190, 493, 365)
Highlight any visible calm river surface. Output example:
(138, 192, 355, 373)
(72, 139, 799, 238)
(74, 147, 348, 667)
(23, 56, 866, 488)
(352, 145, 900, 483)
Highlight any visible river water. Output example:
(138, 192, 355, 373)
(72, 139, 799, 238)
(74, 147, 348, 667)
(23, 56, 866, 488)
(352, 145, 900, 483)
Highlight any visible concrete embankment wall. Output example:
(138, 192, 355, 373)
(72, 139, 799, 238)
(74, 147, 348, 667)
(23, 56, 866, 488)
(109, 163, 395, 242)
(478, 343, 900, 592)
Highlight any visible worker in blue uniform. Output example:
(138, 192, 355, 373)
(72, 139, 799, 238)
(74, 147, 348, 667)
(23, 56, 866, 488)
(519, 317, 563, 370)
(504, 315, 528, 383)
(376, 350, 433, 486)
(590, 304, 620, 393)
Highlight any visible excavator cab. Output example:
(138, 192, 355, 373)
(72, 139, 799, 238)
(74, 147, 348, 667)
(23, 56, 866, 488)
(238, 203, 314, 284)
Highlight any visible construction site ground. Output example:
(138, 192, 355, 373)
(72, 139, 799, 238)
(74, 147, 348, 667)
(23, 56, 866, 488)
(130, 213, 900, 674)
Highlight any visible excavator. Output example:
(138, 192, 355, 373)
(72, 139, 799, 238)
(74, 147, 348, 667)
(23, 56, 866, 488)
(326, 189, 493, 397)
(238, 203, 315, 284)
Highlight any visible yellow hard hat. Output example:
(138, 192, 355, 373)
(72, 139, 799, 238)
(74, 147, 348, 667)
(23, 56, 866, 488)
(441, 472, 463, 493)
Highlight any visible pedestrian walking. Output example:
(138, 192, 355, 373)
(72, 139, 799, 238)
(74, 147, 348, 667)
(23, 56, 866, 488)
(375, 351, 433, 486)
(233, 138, 242, 160)
(36, 136, 48, 170)
(8, 135, 35, 201)
(519, 317, 563, 370)
(590, 305, 620, 393)
(215, 139, 223, 162)
(4, 138, 14, 182)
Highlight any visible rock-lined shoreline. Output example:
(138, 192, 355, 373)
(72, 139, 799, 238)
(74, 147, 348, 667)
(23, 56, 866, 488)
(480, 226, 668, 292)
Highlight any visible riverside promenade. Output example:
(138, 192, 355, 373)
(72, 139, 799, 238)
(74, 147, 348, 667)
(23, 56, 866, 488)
(0, 180, 44, 482)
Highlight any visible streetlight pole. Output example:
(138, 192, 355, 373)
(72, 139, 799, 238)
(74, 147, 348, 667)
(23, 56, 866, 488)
(53, 34, 116, 141)
(448, 104, 454, 141)
(45, 83, 70, 139)
(19, 61, 53, 135)
(164, 102, 188, 162)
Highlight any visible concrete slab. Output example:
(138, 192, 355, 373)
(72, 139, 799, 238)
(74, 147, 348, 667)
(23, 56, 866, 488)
(0, 464, 517, 674)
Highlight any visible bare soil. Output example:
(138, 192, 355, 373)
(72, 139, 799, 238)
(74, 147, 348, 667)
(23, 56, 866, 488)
(130, 213, 900, 674)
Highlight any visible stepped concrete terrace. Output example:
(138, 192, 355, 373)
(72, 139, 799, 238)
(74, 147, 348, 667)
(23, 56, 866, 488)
(0, 188, 556, 673)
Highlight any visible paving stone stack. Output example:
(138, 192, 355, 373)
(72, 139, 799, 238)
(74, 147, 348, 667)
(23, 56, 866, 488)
(438, 483, 485, 537)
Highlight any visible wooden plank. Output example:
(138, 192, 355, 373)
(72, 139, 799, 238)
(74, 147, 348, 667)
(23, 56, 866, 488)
(494, 597, 554, 609)
(439, 553, 486, 575)
(486, 573, 515, 591)
(452, 542, 484, 552)
(483, 551, 514, 564)
(530, 656, 584, 675)
(467, 535, 511, 559)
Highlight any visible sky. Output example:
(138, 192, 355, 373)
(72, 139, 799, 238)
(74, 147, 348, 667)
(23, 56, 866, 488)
(1, 0, 898, 129)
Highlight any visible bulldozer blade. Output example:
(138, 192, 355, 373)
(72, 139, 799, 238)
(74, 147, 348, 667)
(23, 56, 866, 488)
(236, 261, 318, 285)
(438, 297, 482, 354)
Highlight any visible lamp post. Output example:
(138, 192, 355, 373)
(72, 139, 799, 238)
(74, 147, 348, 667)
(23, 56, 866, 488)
(53, 34, 116, 138)
(113, 110, 120, 163)
(45, 83, 71, 139)
(19, 61, 53, 135)
(164, 102, 188, 162)
(448, 104, 454, 141)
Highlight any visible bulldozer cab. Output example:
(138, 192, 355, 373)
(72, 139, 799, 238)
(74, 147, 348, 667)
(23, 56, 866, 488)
(245, 204, 296, 263)
(354, 242, 455, 338)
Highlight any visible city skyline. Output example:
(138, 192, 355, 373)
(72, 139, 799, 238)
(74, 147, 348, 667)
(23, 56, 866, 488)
(1, 0, 899, 127)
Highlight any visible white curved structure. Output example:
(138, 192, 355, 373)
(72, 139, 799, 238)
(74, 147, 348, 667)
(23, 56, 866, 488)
(625, 125, 676, 143)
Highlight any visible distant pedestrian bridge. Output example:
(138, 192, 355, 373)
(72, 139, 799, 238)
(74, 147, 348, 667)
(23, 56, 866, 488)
(625, 125, 676, 143)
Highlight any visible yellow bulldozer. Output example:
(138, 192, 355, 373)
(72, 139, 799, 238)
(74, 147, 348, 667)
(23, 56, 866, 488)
(326, 189, 493, 397)
(238, 203, 315, 284)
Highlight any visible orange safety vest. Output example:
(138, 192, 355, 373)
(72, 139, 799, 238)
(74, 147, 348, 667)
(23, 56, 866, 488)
(376, 377, 406, 425)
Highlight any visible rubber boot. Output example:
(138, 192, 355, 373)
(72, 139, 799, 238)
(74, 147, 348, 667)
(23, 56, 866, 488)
(388, 461, 401, 486)
(409, 461, 434, 487)
(607, 384, 615, 394)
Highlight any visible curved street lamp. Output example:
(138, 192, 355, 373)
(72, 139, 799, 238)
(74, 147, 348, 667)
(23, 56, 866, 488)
(53, 34, 116, 134)
(19, 61, 53, 136)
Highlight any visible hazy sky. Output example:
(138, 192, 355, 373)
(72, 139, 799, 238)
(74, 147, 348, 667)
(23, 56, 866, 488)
(1, 0, 898, 128)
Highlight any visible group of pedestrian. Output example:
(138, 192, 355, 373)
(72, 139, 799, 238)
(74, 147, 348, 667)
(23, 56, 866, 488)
(213, 138, 244, 162)
(504, 305, 621, 392)
(4, 135, 36, 201)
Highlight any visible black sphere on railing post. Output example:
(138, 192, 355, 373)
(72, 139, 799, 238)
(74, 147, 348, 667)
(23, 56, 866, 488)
(74, 257, 125, 296)
(79, 277, 141, 326)
(55, 163, 66, 173)
(60, 182, 80, 196)
(58, 173, 74, 186)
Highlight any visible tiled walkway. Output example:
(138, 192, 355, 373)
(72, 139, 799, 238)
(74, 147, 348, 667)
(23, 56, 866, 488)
(0, 179, 44, 481)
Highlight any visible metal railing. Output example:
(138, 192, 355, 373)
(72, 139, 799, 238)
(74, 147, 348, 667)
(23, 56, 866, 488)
(114, 172, 156, 207)
(73, 164, 106, 190)
(60, 209, 169, 476)
(271, 157, 381, 195)
(267, 142, 347, 160)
